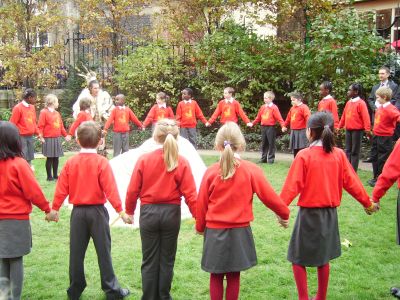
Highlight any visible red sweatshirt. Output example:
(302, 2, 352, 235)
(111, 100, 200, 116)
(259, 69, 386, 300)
(196, 160, 290, 232)
(318, 96, 339, 129)
(280, 146, 370, 208)
(252, 103, 285, 127)
(52, 151, 122, 212)
(338, 98, 371, 131)
(38, 108, 67, 138)
(373, 103, 400, 136)
(0, 157, 50, 220)
(208, 99, 250, 125)
(125, 148, 197, 217)
(69, 110, 93, 136)
(284, 103, 311, 129)
(143, 105, 175, 127)
(104, 106, 142, 132)
(372, 139, 400, 201)
(9, 102, 38, 136)
(175, 99, 208, 128)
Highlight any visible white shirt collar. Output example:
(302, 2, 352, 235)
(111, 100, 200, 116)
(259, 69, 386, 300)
(80, 148, 97, 154)
(48, 107, 55, 113)
(309, 139, 323, 147)
(382, 101, 391, 108)
(265, 102, 273, 107)
(234, 153, 241, 159)
(158, 103, 166, 109)
(225, 98, 234, 104)
(22, 100, 30, 107)
(117, 105, 125, 110)
(323, 94, 332, 100)
(296, 102, 303, 107)
(350, 96, 360, 102)
(380, 80, 389, 86)
(183, 99, 192, 104)
(85, 109, 91, 113)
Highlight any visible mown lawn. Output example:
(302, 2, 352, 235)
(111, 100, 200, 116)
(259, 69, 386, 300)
(23, 154, 399, 299)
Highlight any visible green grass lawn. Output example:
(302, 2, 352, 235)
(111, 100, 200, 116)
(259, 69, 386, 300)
(23, 155, 399, 300)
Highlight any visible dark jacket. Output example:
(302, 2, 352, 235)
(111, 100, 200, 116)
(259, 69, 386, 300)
(368, 80, 400, 111)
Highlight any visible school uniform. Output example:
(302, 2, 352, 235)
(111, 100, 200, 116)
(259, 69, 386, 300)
(280, 142, 371, 266)
(252, 103, 285, 163)
(207, 98, 250, 125)
(196, 159, 289, 273)
(338, 97, 371, 172)
(175, 99, 207, 147)
(9, 101, 39, 162)
(0, 157, 50, 299)
(125, 148, 197, 300)
(104, 106, 143, 157)
(284, 103, 311, 156)
(38, 108, 67, 158)
(52, 149, 125, 300)
(370, 102, 400, 180)
(142, 104, 174, 128)
(69, 110, 93, 136)
(318, 95, 340, 129)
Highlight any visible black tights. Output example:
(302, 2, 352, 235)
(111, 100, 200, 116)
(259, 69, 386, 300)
(45, 157, 59, 179)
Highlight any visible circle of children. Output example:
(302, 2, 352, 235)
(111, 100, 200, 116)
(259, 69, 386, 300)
(1, 69, 400, 300)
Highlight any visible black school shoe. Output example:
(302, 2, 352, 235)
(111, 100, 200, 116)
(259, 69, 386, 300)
(46, 177, 54, 181)
(106, 288, 130, 300)
(391, 287, 400, 298)
(367, 178, 377, 187)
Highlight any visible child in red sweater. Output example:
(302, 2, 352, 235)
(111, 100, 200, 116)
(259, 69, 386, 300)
(68, 97, 93, 138)
(338, 83, 371, 172)
(124, 119, 197, 300)
(318, 81, 339, 129)
(104, 94, 143, 157)
(143, 92, 174, 129)
(48, 121, 130, 300)
(196, 122, 290, 300)
(282, 92, 311, 157)
(207, 87, 252, 127)
(250, 91, 286, 163)
(281, 112, 377, 300)
(38, 94, 70, 181)
(175, 88, 209, 147)
(0, 121, 52, 300)
(367, 87, 400, 187)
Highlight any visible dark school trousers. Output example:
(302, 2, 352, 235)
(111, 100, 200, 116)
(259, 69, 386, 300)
(179, 127, 197, 148)
(370, 135, 393, 179)
(260, 125, 276, 162)
(68, 205, 122, 300)
(345, 130, 363, 172)
(139, 204, 181, 300)
(113, 131, 129, 157)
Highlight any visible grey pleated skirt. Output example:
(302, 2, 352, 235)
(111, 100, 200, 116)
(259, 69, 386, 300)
(288, 207, 341, 267)
(0, 220, 32, 258)
(201, 226, 257, 273)
(289, 129, 308, 150)
(42, 137, 64, 157)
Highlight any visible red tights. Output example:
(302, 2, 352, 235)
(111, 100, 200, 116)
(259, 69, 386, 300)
(292, 263, 330, 300)
(210, 272, 240, 300)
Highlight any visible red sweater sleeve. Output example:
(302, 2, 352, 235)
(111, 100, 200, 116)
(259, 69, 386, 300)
(360, 101, 371, 131)
(273, 106, 285, 127)
(37, 110, 46, 136)
(195, 102, 208, 124)
(167, 107, 175, 119)
(208, 101, 222, 124)
(303, 105, 311, 124)
(10, 105, 21, 125)
(252, 107, 263, 125)
(143, 106, 156, 128)
(195, 169, 212, 232)
(104, 109, 115, 131)
(284, 108, 292, 128)
(52, 162, 70, 211)
(125, 158, 144, 215)
(178, 161, 197, 218)
(176, 102, 182, 123)
(69, 113, 83, 136)
(235, 101, 250, 123)
(128, 108, 143, 128)
(99, 160, 123, 213)
(331, 101, 339, 129)
(280, 154, 306, 205)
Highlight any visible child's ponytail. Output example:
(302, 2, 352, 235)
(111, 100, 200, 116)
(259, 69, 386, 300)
(307, 112, 335, 153)
(321, 124, 334, 153)
(220, 142, 237, 180)
(153, 119, 179, 172)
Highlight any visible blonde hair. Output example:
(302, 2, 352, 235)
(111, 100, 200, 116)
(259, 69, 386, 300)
(215, 122, 246, 180)
(264, 91, 275, 100)
(376, 86, 392, 101)
(45, 94, 58, 107)
(153, 119, 179, 172)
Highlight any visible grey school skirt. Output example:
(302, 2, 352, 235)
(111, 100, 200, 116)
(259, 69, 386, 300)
(289, 129, 308, 150)
(0, 220, 32, 258)
(201, 226, 257, 273)
(288, 207, 341, 267)
(42, 137, 64, 157)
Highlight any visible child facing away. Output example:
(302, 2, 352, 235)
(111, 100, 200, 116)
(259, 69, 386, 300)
(338, 83, 371, 172)
(250, 91, 286, 164)
(175, 88, 209, 147)
(124, 118, 197, 300)
(282, 92, 311, 157)
(0, 121, 52, 300)
(103, 94, 143, 157)
(47, 121, 130, 300)
(206, 87, 252, 127)
(142, 92, 175, 129)
(196, 122, 290, 300)
(317, 81, 339, 129)
(280, 112, 377, 300)
(9, 88, 39, 168)
(68, 97, 93, 138)
(367, 86, 400, 187)
(37, 94, 71, 181)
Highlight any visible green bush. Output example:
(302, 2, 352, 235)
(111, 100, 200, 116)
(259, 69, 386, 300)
(0, 108, 11, 121)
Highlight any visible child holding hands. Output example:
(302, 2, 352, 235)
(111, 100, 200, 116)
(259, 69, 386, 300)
(142, 92, 174, 129)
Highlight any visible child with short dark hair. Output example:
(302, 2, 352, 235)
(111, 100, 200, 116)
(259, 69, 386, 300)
(142, 92, 175, 129)
(104, 94, 143, 157)
(175, 88, 209, 147)
(48, 121, 130, 300)
(196, 122, 290, 300)
(281, 112, 377, 300)
(0, 121, 52, 300)
(338, 83, 371, 172)
(250, 91, 286, 163)
(318, 81, 339, 129)
(68, 97, 93, 138)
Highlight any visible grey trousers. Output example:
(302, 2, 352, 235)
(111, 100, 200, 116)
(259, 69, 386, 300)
(260, 126, 276, 162)
(139, 204, 181, 300)
(179, 127, 197, 148)
(0, 257, 23, 300)
(345, 130, 363, 172)
(20, 135, 34, 163)
(112, 132, 129, 157)
(68, 205, 122, 300)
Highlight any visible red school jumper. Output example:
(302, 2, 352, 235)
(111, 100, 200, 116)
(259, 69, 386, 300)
(252, 103, 285, 127)
(37, 108, 68, 138)
(284, 104, 311, 129)
(338, 98, 371, 131)
(69, 110, 93, 136)
(318, 95, 339, 129)
(10, 102, 39, 136)
(175, 99, 208, 128)
(207, 99, 250, 125)
(143, 104, 175, 128)
(104, 106, 143, 132)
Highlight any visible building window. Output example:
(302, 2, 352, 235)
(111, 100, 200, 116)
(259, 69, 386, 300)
(376, 9, 392, 41)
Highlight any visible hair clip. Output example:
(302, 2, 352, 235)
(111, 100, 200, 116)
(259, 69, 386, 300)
(223, 140, 230, 147)
(324, 125, 330, 129)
